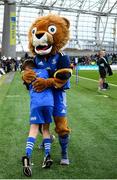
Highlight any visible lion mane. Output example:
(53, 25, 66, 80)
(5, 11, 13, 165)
(28, 14, 70, 56)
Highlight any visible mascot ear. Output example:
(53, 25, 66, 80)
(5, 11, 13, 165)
(62, 17, 70, 29)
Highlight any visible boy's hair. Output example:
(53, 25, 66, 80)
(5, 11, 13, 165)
(22, 59, 35, 70)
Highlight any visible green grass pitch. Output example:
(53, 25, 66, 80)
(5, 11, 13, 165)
(0, 70, 117, 179)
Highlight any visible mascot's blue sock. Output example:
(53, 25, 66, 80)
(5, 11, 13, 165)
(59, 134, 69, 159)
(25, 137, 36, 158)
(43, 138, 51, 157)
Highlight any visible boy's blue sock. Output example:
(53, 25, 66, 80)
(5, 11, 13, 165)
(43, 138, 51, 157)
(59, 134, 69, 159)
(25, 137, 36, 158)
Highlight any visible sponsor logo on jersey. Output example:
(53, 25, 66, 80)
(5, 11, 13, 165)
(46, 67, 51, 70)
(52, 58, 56, 65)
(36, 72, 41, 75)
(38, 61, 44, 66)
(31, 117, 36, 121)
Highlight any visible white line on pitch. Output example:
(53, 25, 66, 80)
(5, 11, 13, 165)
(72, 75, 117, 87)
(6, 95, 21, 98)
(95, 95, 109, 97)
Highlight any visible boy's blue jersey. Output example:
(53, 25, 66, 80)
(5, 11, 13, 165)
(29, 68, 54, 109)
(34, 53, 70, 90)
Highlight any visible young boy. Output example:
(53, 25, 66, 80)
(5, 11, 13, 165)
(22, 59, 54, 177)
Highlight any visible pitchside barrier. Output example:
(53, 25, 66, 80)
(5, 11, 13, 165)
(75, 65, 99, 84)
(77, 65, 98, 70)
(76, 65, 117, 70)
(75, 65, 117, 84)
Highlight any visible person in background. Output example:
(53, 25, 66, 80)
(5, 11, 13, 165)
(97, 50, 113, 90)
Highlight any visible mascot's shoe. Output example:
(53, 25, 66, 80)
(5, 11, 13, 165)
(42, 154, 53, 168)
(22, 156, 32, 177)
(60, 158, 70, 165)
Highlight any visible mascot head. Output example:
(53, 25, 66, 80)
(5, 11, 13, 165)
(28, 14, 70, 56)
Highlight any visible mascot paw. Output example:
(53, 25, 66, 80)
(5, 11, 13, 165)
(54, 68, 72, 80)
(54, 78, 67, 88)
(32, 78, 47, 92)
(32, 78, 54, 92)
(22, 70, 36, 84)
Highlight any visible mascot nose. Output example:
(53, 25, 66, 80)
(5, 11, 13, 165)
(35, 33, 44, 39)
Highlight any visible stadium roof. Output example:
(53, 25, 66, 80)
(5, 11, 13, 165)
(0, 0, 117, 53)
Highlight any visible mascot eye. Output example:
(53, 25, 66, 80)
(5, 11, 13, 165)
(32, 27, 37, 35)
(48, 25, 57, 34)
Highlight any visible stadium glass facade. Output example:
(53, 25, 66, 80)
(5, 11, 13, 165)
(0, 0, 117, 53)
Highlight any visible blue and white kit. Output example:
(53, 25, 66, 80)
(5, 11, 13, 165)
(29, 68, 54, 124)
(34, 53, 71, 117)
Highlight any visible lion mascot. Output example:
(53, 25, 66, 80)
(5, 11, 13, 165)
(22, 14, 72, 165)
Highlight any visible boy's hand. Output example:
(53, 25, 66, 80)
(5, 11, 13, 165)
(22, 69, 36, 84)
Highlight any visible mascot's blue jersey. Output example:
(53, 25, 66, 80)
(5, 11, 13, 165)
(29, 68, 54, 109)
(34, 53, 70, 90)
